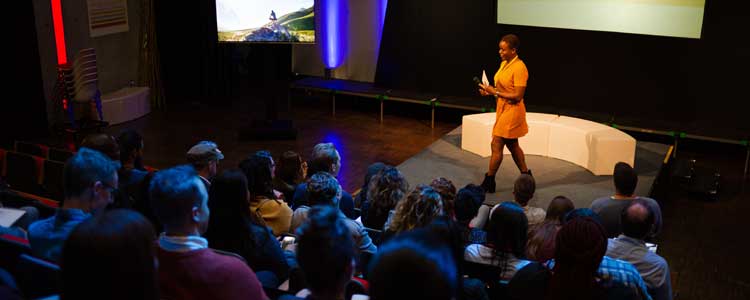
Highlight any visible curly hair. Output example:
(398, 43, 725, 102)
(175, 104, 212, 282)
(367, 167, 409, 218)
(429, 177, 456, 217)
(388, 185, 443, 234)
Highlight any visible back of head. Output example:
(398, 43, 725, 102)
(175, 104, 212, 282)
(149, 165, 207, 231)
(620, 199, 654, 240)
(369, 231, 457, 300)
(239, 153, 275, 199)
(308, 142, 340, 176)
(430, 177, 457, 217)
(547, 217, 607, 300)
(454, 184, 485, 223)
(546, 196, 575, 223)
(62, 209, 157, 300)
(513, 174, 536, 206)
(487, 202, 528, 259)
(276, 151, 304, 184)
(205, 169, 255, 243)
(367, 166, 408, 215)
(297, 206, 355, 295)
(613, 162, 638, 196)
(563, 208, 603, 225)
(362, 162, 388, 190)
(117, 129, 143, 164)
(186, 141, 224, 171)
(389, 185, 443, 233)
(306, 171, 341, 207)
(64, 147, 118, 200)
(81, 133, 120, 161)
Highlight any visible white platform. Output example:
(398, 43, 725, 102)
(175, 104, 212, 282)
(101, 87, 151, 125)
(461, 112, 635, 175)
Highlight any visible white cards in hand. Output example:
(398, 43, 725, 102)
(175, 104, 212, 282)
(481, 70, 489, 85)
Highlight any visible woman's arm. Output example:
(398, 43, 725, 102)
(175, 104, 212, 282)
(478, 83, 526, 103)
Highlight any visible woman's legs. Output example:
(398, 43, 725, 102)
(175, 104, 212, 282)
(505, 139, 529, 173)
(488, 136, 505, 176)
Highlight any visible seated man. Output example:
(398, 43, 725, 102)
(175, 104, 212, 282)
(607, 200, 672, 300)
(28, 148, 118, 262)
(291, 143, 355, 218)
(186, 141, 224, 189)
(149, 165, 266, 300)
(591, 162, 662, 238)
(291, 172, 376, 255)
(291, 206, 357, 300)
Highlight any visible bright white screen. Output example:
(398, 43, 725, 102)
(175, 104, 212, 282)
(217, 0, 314, 43)
(497, 0, 705, 39)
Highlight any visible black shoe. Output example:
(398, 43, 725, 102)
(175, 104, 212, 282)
(480, 173, 496, 193)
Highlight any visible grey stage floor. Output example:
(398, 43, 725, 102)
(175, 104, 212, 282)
(397, 126, 670, 210)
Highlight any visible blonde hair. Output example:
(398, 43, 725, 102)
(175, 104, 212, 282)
(388, 185, 443, 234)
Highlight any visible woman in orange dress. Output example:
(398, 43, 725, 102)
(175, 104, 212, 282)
(477, 34, 531, 193)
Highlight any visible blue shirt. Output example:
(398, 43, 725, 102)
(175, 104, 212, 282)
(607, 235, 672, 300)
(547, 256, 653, 300)
(28, 208, 91, 263)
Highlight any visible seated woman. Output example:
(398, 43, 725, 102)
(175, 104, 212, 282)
(464, 201, 533, 283)
(362, 166, 408, 230)
(273, 151, 306, 203)
(384, 185, 443, 240)
(526, 195, 575, 262)
(240, 152, 293, 236)
(203, 169, 290, 286)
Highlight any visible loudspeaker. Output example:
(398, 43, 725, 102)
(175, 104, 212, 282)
(671, 158, 720, 201)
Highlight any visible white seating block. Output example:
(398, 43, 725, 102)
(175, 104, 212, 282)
(461, 112, 636, 175)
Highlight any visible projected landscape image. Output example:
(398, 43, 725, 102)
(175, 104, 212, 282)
(217, 0, 314, 43)
(497, 0, 706, 38)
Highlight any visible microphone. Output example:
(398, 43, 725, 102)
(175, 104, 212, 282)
(473, 76, 481, 85)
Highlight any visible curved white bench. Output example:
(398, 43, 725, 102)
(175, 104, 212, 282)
(101, 87, 151, 125)
(461, 112, 635, 175)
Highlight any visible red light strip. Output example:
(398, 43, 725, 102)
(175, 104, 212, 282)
(51, 0, 67, 65)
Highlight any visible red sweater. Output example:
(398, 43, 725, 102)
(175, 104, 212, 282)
(157, 247, 268, 300)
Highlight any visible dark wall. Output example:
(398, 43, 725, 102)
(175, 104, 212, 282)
(376, 0, 749, 138)
(4, 0, 49, 145)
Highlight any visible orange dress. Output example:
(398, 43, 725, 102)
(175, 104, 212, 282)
(492, 56, 529, 138)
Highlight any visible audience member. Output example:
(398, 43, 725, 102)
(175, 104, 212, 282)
(203, 169, 290, 286)
(430, 177, 457, 218)
(591, 162, 662, 238)
(117, 129, 149, 208)
(544, 216, 651, 300)
(387, 185, 444, 235)
(362, 166, 408, 230)
(294, 206, 357, 300)
(526, 196, 575, 262)
(292, 143, 355, 218)
(186, 141, 224, 189)
(607, 200, 672, 300)
(29, 148, 118, 262)
(512, 174, 546, 227)
(61, 209, 157, 300)
(464, 202, 532, 282)
(354, 162, 388, 208)
(454, 184, 487, 245)
(369, 229, 458, 300)
(291, 172, 377, 254)
(273, 151, 306, 203)
(240, 152, 293, 236)
(150, 165, 266, 300)
(80, 133, 120, 161)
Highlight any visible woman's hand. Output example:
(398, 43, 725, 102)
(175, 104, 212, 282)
(478, 83, 496, 96)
